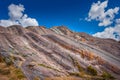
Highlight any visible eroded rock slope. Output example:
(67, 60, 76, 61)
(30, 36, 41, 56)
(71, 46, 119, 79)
(0, 25, 120, 80)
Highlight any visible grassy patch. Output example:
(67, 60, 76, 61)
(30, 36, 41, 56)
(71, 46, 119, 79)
(101, 72, 115, 80)
(87, 66, 97, 76)
(69, 55, 83, 72)
(0, 54, 26, 80)
(14, 68, 26, 79)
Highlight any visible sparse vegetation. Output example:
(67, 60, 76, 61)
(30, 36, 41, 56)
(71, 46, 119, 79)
(69, 72, 81, 77)
(34, 76, 40, 80)
(14, 68, 26, 79)
(69, 55, 83, 72)
(22, 54, 28, 57)
(0, 68, 10, 75)
(69, 55, 92, 78)
(3, 57, 13, 66)
(0, 54, 26, 80)
(80, 50, 85, 58)
(101, 72, 115, 80)
(87, 65, 97, 76)
(69, 55, 116, 79)
(75, 60, 83, 72)
(45, 76, 81, 80)
(6, 59, 13, 66)
(0, 54, 4, 62)
(38, 64, 60, 72)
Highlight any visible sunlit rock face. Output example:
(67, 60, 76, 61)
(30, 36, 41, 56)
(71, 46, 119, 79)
(0, 25, 120, 80)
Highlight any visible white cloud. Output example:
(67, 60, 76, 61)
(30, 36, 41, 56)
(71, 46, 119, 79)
(0, 4, 39, 27)
(19, 14, 39, 27)
(85, 0, 120, 41)
(0, 20, 18, 27)
(93, 20, 120, 41)
(8, 4, 25, 21)
(116, 18, 120, 24)
(86, 0, 119, 26)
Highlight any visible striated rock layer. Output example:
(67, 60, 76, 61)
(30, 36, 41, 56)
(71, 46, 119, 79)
(0, 25, 120, 80)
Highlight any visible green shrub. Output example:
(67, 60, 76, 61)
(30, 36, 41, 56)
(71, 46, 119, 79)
(101, 72, 115, 80)
(87, 66, 97, 76)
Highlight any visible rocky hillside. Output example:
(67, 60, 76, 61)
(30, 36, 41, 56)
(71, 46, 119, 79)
(51, 26, 120, 57)
(0, 25, 120, 80)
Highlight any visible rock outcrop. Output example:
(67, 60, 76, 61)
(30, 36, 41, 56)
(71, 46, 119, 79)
(0, 25, 120, 80)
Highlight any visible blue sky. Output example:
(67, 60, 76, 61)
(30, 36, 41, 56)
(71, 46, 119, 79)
(0, 0, 120, 40)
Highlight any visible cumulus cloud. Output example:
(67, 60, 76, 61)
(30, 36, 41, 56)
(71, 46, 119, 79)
(8, 4, 25, 21)
(93, 21, 120, 41)
(86, 0, 119, 26)
(85, 0, 120, 41)
(0, 20, 17, 27)
(0, 4, 39, 27)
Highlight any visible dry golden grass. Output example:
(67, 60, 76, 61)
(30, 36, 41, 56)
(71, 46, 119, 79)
(0, 58, 27, 80)
(45, 76, 82, 80)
